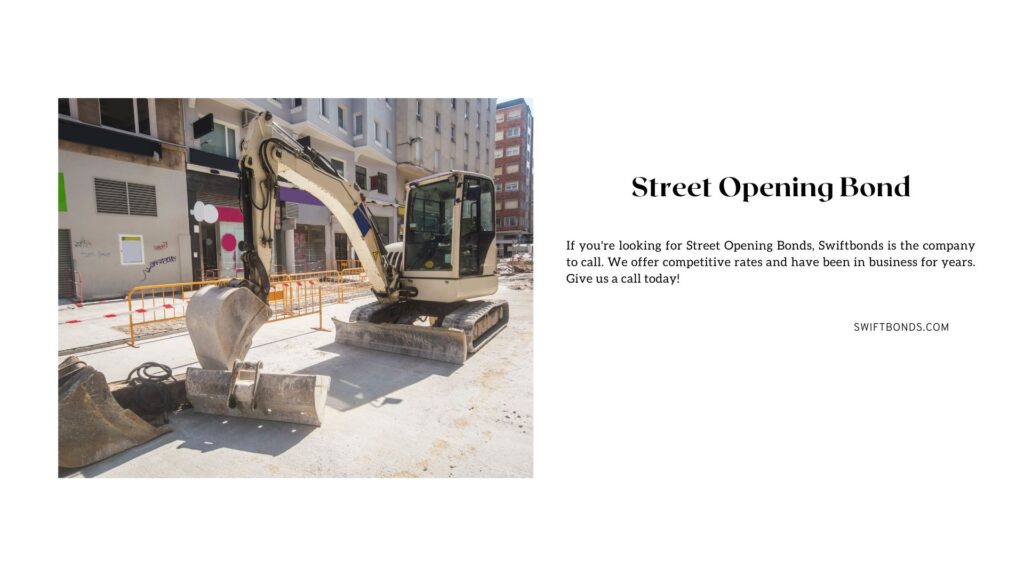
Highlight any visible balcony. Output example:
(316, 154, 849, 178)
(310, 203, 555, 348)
(59, 118, 162, 158)
(189, 148, 239, 173)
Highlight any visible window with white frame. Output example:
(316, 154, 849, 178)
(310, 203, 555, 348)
(416, 99, 423, 121)
(330, 158, 345, 178)
(320, 99, 329, 118)
(495, 183, 502, 192)
(355, 113, 364, 136)
(99, 98, 154, 136)
(374, 120, 381, 143)
(496, 113, 505, 123)
(292, 99, 303, 109)
(506, 146, 520, 156)
(337, 106, 346, 130)
(196, 121, 238, 159)
(386, 130, 391, 150)
(507, 164, 519, 174)
(508, 109, 521, 119)
(505, 181, 520, 192)
(495, 130, 504, 141)
(494, 148, 504, 159)
(507, 126, 521, 137)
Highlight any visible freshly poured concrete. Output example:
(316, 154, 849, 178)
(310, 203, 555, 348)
(59, 281, 533, 478)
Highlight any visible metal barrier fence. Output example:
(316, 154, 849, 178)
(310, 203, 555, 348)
(336, 259, 360, 270)
(125, 269, 373, 347)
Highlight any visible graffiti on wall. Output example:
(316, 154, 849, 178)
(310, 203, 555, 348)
(73, 237, 92, 248)
(153, 241, 169, 251)
(141, 256, 177, 281)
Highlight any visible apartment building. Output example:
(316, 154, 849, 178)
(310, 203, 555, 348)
(58, 98, 190, 300)
(182, 98, 399, 276)
(394, 98, 497, 236)
(493, 99, 534, 256)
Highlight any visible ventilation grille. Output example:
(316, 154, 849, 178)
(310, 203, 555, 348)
(285, 202, 299, 219)
(94, 178, 157, 217)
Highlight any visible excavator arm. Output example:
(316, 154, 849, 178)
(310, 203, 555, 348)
(235, 111, 398, 302)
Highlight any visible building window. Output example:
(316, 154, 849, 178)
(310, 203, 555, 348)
(196, 121, 238, 159)
(374, 172, 388, 195)
(476, 142, 480, 159)
(506, 146, 519, 156)
(507, 126, 521, 138)
(494, 167, 503, 176)
(507, 164, 519, 174)
(451, 99, 456, 110)
(505, 181, 519, 192)
(373, 215, 390, 245)
(464, 133, 469, 151)
(486, 120, 490, 136)
(450, 123, 456, 143)
(99, 98, 152, 136)
(496, 113, 505, 123)
(435, 111, 441, 132)
(354, 113, 364, 137)
(292, 99, 303, 109)
(330, 158, 345, 178)
(494, 149, 503, 159)
(337, 106, 346, 130)
(320, 99, 329, 118)
(485, 148, 490, 163)
(495, 183, 502, 192)
(416, 99, 423, 121)
(434, 149, 440, 171)
(476, 111, 481, 129)
(508, 109, 521, 119)
(119, 234, 145, 265)
(95, 178, 158, 217)
(355, 165, 367, 190)
(495, 130, 504, 141)
(386, 130, 391, 150)
(505, 199, 519, 210)
(414, 139, 422, 162)
(374, 120, 381, 144)
(59, 98, 71, 116)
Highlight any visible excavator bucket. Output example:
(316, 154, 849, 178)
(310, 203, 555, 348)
(58, 357, 170, 469)
(186, 285, 271, 370)
(186, 361, 330, 426)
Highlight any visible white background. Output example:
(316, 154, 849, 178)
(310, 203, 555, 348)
(11, 1, 1024, 574)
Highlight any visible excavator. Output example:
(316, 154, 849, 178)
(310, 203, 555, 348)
(59, 111, 508, 468)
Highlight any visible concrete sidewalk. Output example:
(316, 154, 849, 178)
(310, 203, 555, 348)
(59, 282, 533, 478)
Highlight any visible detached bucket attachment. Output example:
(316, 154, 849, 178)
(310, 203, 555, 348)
(186, 361, 330, 426)
(58, 357, 169, 469)
(186, 285, 271, 370)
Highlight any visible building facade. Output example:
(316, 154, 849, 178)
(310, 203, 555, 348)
(493, 99, 534, 256)
(394, 98, 497, 208)
(58, 98, 190, 300)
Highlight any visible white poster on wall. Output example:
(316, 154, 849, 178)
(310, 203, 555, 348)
(119, 234, 144, 265)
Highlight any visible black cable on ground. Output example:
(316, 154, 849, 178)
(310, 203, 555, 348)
(125, 362, 176, 424)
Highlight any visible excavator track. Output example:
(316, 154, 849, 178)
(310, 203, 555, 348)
(334, 299, 508, 364)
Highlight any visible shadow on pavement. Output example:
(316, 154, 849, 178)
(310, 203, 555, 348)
(299, 342, 459, 412)
(59, 432, 178, 478)
(171, 410, 315, 456)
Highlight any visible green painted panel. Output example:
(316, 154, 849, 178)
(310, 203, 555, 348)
(58, 172, 67, 212)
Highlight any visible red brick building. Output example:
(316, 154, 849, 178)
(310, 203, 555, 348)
(494, 99, 533, 256)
